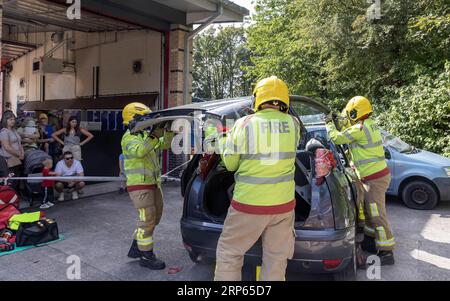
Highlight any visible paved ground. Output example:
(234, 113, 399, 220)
(1, 181, 449, 281)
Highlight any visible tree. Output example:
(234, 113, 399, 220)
(193, 26, 253, 100)
(246, 0, 450, 156)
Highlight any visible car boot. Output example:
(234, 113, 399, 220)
(361, 235, 377, 254)
(139, 250, 166, 270)
(127, 240, 142, 259)
(378, 250, 395, 266)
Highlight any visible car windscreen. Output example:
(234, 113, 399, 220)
(291, 102, 326, 126)
(382, 131, 414, 153)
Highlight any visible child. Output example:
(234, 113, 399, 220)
(40, 158, 56, 209)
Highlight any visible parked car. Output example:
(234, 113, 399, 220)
(134, 96, 359, 280)
(305, 126, 450, 210)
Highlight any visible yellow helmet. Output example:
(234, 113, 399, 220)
(39, 113, 48, 120)
(253, 76, 289, 112)
(122, 102, 152, 125)
(345, 96, 373, 122)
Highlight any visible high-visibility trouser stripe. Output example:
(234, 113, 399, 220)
(355, 156, 385, 166)
(375, 226, 395, 247)
(375, 238, 395, 247)
(138, 208, 146, 222)
(235, 173, 294, 184)
(240, 152, 296, 160)
(370, 203, 379, 217)
(350, 140, 383, 149)
(137, 236, 154, 246)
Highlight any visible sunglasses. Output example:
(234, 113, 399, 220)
(65, 157, 74, 160)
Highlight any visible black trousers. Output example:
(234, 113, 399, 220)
(42, 187, 54, 204)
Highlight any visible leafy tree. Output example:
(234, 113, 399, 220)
(246, 0, 450, 156)
(378, 63, 450, 157)
(192, 26, 253, 100)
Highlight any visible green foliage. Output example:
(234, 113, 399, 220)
(245, 0, 450, 156)
(378, 63, 450, 157)
(193, 26, 253, 100)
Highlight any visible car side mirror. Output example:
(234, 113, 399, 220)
(384, 147, 391, 160)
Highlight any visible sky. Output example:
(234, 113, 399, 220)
(232, 0, 256, 16)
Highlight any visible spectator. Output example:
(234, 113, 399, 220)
(54, 151, 85, 201)
(17, 117, 40, 152)
(40, 158, 56, 209)
(52, 116, 94, 161)
(37, 113, 56, 156)
(0, 111, 24, 191)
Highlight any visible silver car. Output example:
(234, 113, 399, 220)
(306, 126, 450, 210)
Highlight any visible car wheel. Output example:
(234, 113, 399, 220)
(402, 180, 439, 210)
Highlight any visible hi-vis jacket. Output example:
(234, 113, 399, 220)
(326, 118, 389, 181)
(121, 130, 173, 191)
(221, 108, 301, 214)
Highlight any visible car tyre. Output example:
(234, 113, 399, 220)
(402, 180, 439, 210)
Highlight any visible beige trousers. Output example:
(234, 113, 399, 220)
(215, 206, 295, 281)
(129, 188, 163, 252)
(363, 174, 395, 251)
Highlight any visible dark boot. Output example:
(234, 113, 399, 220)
(139, 250, 166, 270)
(361, 235, 377, 254)
(127, 240, 142, 259)
(378, 250, 395, 266)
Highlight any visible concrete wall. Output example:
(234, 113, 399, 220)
(5, 29, 162, 113)
(74, 30, 162, 98)
(5, 31, 76, 112)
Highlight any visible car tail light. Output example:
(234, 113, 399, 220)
(322, 259, 343, 270)
(198, 153, 219, 180)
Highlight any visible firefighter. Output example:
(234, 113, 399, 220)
(214, 76, 301, 281)
(337, 109, 366, 234)
(121, 102, 174, 270)
(326, 96, 395, 265)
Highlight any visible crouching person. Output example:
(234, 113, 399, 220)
(54, 151, 85, 201)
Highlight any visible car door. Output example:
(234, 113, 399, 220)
(383, 146, 396, 194)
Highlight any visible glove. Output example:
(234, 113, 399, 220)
(151, 127, 164, 138)
(325, 112, 335, 124)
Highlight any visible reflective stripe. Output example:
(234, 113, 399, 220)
(246, 123, 256, 155)
(363, 126, 373, 145)
(375, 238, 396, 247)
(355, 156, 385, 165)
(370, 203, 379, 217)
(376, 226, 388, 242)
(350, 125, 383, 149)
(138, 208, 146, 222)
(235, 173, 294, 184)
(343, 131, 355, 142)
(126, 141, 155, 152)
(241, 152, 296, 160)
(137, 236, 153, 246)
(136, 228, 143, 240)
(351, 140, 383, 149)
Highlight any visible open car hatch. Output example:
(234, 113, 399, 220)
(130, 115, 199, 133)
